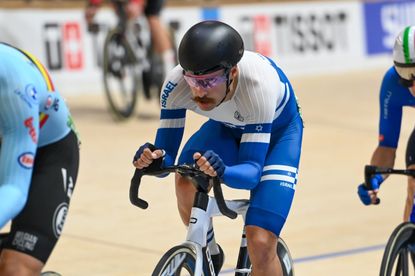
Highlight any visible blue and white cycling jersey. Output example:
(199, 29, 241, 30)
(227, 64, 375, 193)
(155, 50, 301, 189)
(378, 66, 415, 148)
(0, 43, 76, 228)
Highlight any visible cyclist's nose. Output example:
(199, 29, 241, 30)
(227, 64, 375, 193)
(193, 86, 208, 97)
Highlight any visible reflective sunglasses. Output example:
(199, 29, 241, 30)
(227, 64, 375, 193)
(183, 70, 228, 89)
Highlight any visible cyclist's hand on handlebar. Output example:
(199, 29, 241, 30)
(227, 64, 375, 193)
(357, 174, 384, 205)
(193, 150, 225, 180)
(357, 184, 380, 205)
(133, 142, 164, 171)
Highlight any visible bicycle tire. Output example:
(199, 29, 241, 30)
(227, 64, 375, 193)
(102, 28, 139, 119)
(380, 222, 415, 276)
(240, 237, 295, 276)
(152, 245, 207, 276)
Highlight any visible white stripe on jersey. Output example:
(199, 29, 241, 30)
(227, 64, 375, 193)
(241, 133, 271, 143)
(160, 118, 186, 128)
(263, 165, 297, 173)
(261, 164, 298, 189)
(273, 83, 290, 121)
(260, 174, 296, 184)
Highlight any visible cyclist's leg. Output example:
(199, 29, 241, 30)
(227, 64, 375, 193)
(246, 115, 303, 275)
(176, 119, 240, 224)
(144, 0, 176, 72)
(0, 131, 79, 275)
(405, 127, 415, 222)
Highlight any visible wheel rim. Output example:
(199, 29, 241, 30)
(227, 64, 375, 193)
(156, 247, 199, 276)
(381, 223, 415, 276)
(103, 32, 139, 119)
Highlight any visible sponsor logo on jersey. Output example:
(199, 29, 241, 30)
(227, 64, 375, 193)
(383, 90, 392, 119)
(11, 231, 38, 251)
(24, 117, 37, 143)
(234, 111, 244, 122)
(45, 95, 53, 110)
(53, 203, 68, 238)
(44, 95, 60, 111)
(161, 81, 178, 108)
(25, 84, 38, 104)
(18, 152, 35, 169)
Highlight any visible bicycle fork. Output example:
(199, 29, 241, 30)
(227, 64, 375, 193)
(185, 191, 217, 276)
(235, 228, 251, 275)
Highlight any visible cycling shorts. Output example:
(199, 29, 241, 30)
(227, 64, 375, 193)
(178, 116, 303, 236)
(1, 130, 79, 263)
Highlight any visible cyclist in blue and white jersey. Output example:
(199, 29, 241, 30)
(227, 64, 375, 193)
(133, 21, 303, 276)
(358, 26, 415, 222)
(0, 43, 80, 275)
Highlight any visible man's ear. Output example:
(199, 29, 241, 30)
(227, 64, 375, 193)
(230, 66, 238, 78)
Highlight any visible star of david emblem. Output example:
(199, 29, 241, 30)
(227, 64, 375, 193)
(255, 125, 263, 132)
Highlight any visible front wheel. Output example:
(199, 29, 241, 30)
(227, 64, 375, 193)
(380, 222, 415, 276)
(152, 245, 207, 276)
(102, 29, 140, 119)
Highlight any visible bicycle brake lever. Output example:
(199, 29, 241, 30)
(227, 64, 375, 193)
(213, 177, 237, 219)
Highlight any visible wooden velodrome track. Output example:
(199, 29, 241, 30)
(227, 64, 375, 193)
(10, 67, 415, 275)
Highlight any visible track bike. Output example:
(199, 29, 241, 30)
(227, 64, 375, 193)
(88, 0, 165, 119)
(129, 164, 295, 275)
(365, 165, 415, 276)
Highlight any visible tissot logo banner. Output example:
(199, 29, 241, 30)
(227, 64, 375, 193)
(364, 0, 415, 55)
(226, 6, 353, 57)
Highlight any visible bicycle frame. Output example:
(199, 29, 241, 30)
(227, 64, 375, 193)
(130, 165, 294, 276)
(184, 195, 249, 275)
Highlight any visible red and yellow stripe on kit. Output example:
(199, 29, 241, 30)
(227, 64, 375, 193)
(21, 50, 55, 92)
(20, 49, 54, 128)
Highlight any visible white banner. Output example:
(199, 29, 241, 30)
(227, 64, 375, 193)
(0, 2, 389, 94)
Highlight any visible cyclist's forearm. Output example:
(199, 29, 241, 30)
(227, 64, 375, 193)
(370, 146, 397, 182)
(223, 162, 262, 190)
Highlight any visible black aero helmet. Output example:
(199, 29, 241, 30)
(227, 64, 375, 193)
(178, 20, 244, 75)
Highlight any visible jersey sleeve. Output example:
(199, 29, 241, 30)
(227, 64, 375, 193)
(154, 71, 190, 167)
(378, 68, 408, 148)
(155, 108, 186, 167)
(0, 87, 39, 228)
